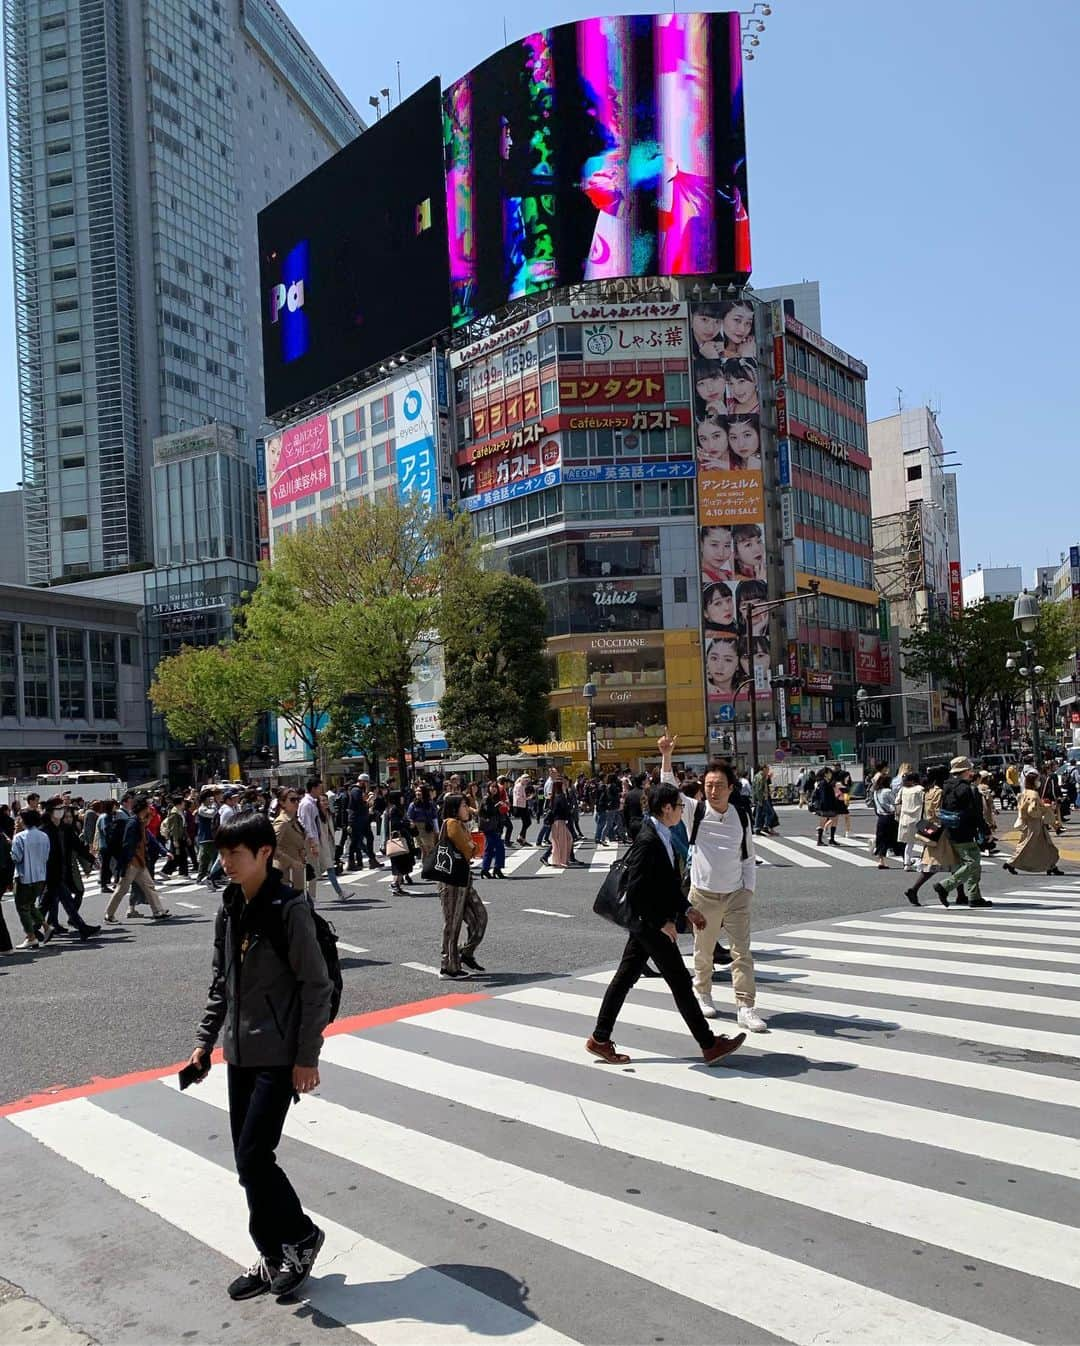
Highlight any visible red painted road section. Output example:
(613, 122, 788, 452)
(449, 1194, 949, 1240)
(0, 991, 488, 1119)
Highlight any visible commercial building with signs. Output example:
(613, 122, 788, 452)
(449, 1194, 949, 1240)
(869, 405, 963, 757)
(5, 0, 361, 584)
(0, 581, 146, 778)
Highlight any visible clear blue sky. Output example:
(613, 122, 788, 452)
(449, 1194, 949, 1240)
(0, 1, 1075, 578)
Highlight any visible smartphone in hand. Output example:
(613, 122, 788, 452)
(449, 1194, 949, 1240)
(178, 1057, 210, 1090)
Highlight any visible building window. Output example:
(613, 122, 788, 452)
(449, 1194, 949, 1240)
(90, 632, 118, 719)
(52, 265, 77, 281)
(906, 465, 922, 481)
(41, 13, 65, 29)
(56, 629, 86, 719)
(0, 624, 16, 717)
(21, 626, 51, 719)
(673, 576, 688, 603)
(51, 234, 75, 250)
(61, 515, 87, 532)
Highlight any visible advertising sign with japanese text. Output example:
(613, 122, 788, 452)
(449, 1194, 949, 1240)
(948, 560, 963, 618)
(458, 433, 562, 504)
(577, 318, 688, 361)
(690, 298, 769, 710)
(393, 369, 438, 509)
(558, 374, 666, 405)
(267, 414, 331, 508)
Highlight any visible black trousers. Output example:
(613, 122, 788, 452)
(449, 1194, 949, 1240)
(348, 819, 376, 868)
(513, 807, 531, 840)
(227, 1064, 314, 1262)
(593, 925, 716, 1050)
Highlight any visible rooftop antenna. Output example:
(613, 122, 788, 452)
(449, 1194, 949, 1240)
(896, 386, 903, 413)
(503, 16, 508, 45)
(397, 61, 402, 105)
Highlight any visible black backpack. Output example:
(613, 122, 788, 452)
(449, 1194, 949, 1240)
(266, 893, 343, 1023)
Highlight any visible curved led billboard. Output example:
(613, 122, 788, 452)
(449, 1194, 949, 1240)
(444, 12, 750, 328)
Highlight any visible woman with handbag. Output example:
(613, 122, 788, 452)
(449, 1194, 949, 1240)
(407, 784, 439, 860)
(271, 787, 308, 892)
(386, 791, 418, 895)
(478, 781, 508, 879)
(894, 772, 925, 871)
(540, 780, 583, 868)
(1003, 771, 1064, 875)
(904, 766, 966, 906)
(431, 793, 487, 978)
(811, 769, 840, 846)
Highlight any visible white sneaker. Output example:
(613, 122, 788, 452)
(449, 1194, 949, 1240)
(737, 1005, 768, 1033)
(696, 994, 720, 1019)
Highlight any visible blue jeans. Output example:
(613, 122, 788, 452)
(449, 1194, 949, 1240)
(482, 831, 505, 873)
(323, 865, 345, 899)
(594, 809, 609, 842)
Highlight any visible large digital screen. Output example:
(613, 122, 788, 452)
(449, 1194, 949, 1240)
(444, 12, 750, 328)
(258, 79, 449, 417)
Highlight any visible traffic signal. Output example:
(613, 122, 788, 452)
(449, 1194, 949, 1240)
(770, 676, 804, 692)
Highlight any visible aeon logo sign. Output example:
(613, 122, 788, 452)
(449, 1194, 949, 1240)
(267, 239, 309, 363)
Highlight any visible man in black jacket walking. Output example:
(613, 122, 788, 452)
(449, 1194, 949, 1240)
(933, 757, 992, 908)
(187, 813, 333, 1302)
(587, 783, 746, 1066)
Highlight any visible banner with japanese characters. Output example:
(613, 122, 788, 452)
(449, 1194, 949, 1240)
(267, 413, 331, 508)
(393, 368, 438, 510)
(689, 298, 770, 710)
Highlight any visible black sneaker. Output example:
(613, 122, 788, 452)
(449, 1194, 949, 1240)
(228, 1255, 279, 1300)
(461, 955, 485, 972)
(439, 967, 471, 980)
(270, 1226, 325, 1298)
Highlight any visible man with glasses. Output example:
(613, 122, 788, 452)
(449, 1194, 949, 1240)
(659, 734, 767, 1033)
(586, 781, 746, 1067)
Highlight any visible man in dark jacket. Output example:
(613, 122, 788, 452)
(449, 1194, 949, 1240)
(621, 774, 647, 841)
(347, 776, 381, 870)
(188, 812, 333, 1302)
(103, 796, 170, 921)
(39, 798, 100, 941)
(933, 757, 992, 908)
(586, 782, 746, 1067)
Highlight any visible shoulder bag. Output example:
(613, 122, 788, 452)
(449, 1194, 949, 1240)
(421, 822, 470, 886)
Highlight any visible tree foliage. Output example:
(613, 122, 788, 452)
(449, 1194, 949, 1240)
(148, 643, 270, 765)
(440, 572, 552, 776)
(237, 494, 482, 779)
(901, 597, 1080, 751)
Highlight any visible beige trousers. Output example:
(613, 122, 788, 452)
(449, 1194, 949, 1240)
(105, 863, 165, 919)
(689, 884, 755, 1006)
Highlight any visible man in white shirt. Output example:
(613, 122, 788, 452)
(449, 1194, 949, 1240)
(297, 777, 324, 897)
(659, 734, 767, 1033)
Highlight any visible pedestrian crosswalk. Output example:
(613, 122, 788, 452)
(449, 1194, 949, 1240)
(7, 875, 1080, 1342)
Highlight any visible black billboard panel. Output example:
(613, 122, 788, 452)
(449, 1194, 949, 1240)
(258, 78, 449, 417)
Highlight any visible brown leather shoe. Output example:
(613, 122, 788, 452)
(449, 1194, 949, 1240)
(586, 1037, 630, 1064)
(702, 1032, 746, 1066)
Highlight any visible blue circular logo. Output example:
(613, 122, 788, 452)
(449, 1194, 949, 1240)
(403, 390, 423, 421)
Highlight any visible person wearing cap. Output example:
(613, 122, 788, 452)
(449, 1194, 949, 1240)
(932, 757, 992, 908)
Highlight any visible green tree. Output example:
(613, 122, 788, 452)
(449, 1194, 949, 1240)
(148, 643, 270, 774)
(239, 494, 482, 781)
(440, 572, 551, 777)
(900, 599, 1019, 753)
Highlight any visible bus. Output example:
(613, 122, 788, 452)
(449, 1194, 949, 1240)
(33, 771, 126, 802)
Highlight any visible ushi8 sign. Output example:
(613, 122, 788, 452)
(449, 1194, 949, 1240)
(690, 298, 770, 710)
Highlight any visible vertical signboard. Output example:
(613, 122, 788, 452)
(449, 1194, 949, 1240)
(948, 560, 963, 618)
(691, 298, 770, 718)
(394, 368, 438, 510)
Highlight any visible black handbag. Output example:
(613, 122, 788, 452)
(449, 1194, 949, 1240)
(592, 852, 637, 930)
(915, 818, 943, 843)
(421, 823, 470, 886)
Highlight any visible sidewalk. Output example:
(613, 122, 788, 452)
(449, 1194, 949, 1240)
(0, 1278, 95, 1346)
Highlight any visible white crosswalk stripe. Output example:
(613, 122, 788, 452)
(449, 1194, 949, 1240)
(752, 835, 830, 867)
(10, 891, 1080, 1342)
(786, 835, 879, 866)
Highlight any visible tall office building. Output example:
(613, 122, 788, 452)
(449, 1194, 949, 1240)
(4, 0, 362, 584)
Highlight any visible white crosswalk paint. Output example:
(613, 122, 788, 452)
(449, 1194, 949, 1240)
(521, 908, 575, 919)
(501, 848, 538, 874)
(753, 939, 1080, 991)
(557, 981, 1080, 1108)
(815, 923, 1080, 961)
(879, 911, 1080, 937)
(173, 1068, 1021, 1346)
(11, 1100, 574, 1346)
(336, 942, 369, 954)
(322, 1027, 1080, 1294)
(1002, 887, 1080, 898)
(752, 836, 830, 868)
(512, 986, 1080, 1178)
(174, 902, 201, 910)
(786, 836, 879, 866)
(400, 961, 444, 977)
(834, 920, 1080, 952)
(749, 957, 1080, 1022)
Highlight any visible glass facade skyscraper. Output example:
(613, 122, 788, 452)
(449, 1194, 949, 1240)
(4, 0, 362, 584)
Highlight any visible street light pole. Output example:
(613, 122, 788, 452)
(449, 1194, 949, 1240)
(745, 581, 821, 773)
(582, 681, 598, 779)
(1010, 591, 1044, 763)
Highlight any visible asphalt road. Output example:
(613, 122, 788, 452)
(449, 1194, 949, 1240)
(0, 801, 1054, 1107)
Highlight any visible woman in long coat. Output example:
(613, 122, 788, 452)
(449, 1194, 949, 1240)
(894, 772, 925, 871)
(904, 767, 967, 906)
(1003, 772, 1064, 875)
